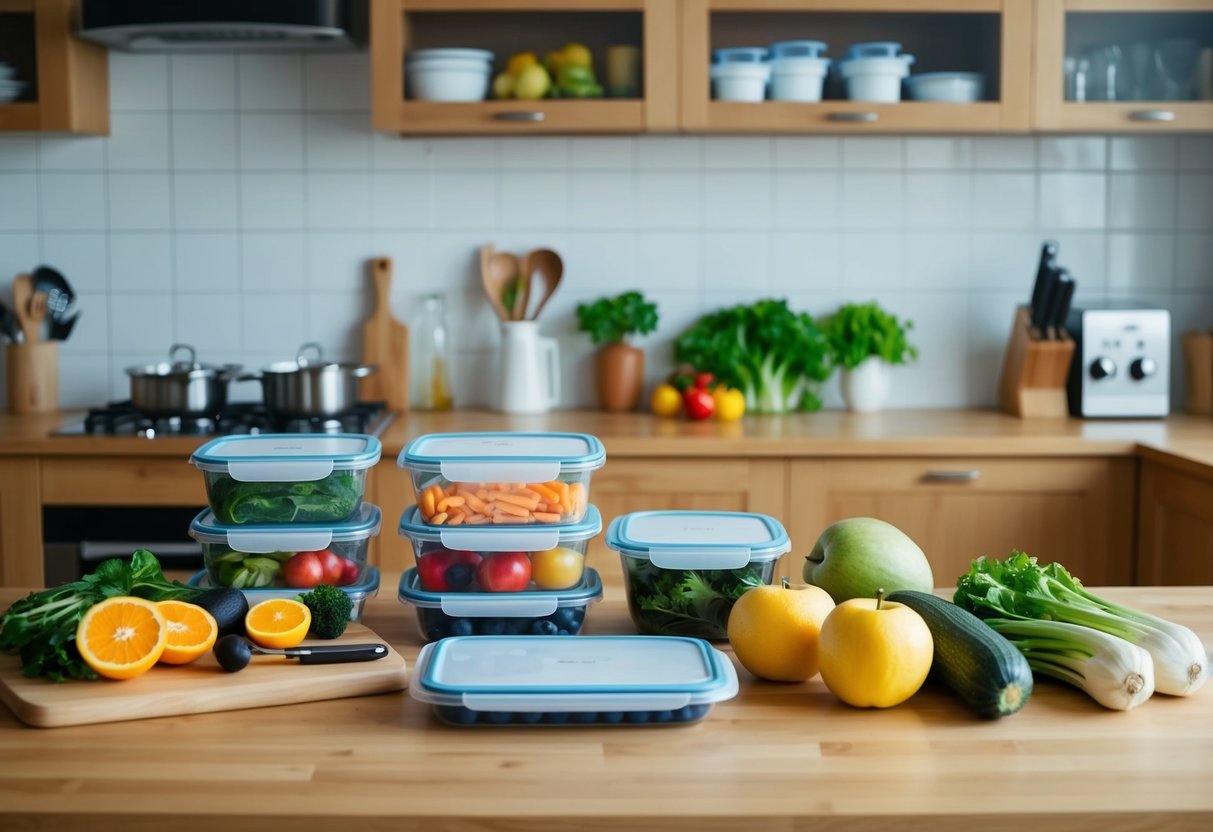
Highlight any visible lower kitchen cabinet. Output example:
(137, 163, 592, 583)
(1138, 459, 1213, 585)
(787, 458, 1137, 588)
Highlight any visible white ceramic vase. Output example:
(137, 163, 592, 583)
(840, 356, 891, 413)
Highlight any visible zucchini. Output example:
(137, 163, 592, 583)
(887, 590, 1033, 719)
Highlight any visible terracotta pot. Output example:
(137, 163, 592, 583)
(596, 342, 645, 412)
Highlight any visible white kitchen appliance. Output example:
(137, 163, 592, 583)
(496, 321, 561, 414)
(1066, 305, 1171, 418)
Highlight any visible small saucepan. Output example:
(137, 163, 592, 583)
(240, 342, 377, 419)
(126, 344, 241, 417)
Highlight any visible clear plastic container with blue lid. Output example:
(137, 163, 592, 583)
(398, 432, 605, 527)
(399, 504, 601, 593)
(190, 434, 381, 526)
(846, 41, 904, 59)
(712, 47, 768, 64)
(838, 42, 915, 103)
(190, 503, 381, 590)
(410, 635, 739, 727)
(769, 40, 828, 59)
(187, 566, 382, 622)
(398, 567, 603, 641)
(606, 510, 791, 640)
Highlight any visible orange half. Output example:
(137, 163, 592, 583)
(245, 598, 311, 650)
(156, 600, 219, 665)
(76, 596, 167, 680)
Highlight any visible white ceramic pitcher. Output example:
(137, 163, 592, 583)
(496, 321, 561, 414)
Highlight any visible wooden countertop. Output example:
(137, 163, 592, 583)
(2, 580, 1212, 831)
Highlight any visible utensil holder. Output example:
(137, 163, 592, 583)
(6, 341, 59, 414)
(998, 306, 1074, 419)
(1181, 330, 1213, 416)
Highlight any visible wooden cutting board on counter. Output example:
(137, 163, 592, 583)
(0, 623, 408, 728)
(361, 256, 409, 410)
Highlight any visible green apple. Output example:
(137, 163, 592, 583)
(803, 517, 934, 603)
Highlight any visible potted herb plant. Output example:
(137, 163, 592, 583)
(576, 291, 659, 411)
(822, 302, 918, 413)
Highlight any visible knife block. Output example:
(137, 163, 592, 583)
(998, 306, 1075, 419)
(5, 341, 59, 414)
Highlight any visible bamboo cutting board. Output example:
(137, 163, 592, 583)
(361, 257, 409, 410)
(0, 623, 408, 728)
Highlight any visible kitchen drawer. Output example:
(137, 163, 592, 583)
(1138, 459, 1213, 585)
(788, 457, 1136, 588)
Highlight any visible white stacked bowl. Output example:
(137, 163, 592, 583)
(406, 48, 493, 102)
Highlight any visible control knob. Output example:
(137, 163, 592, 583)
(1089, 357, 1116, 380)
(1129, 357, 1156, 381)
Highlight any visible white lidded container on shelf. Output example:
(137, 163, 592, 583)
(906, 71, 985, 102)
(710, 46, 770, 102)
(768, 40, 831, 102)
(187, 566, 382, 623)
(410, 635, 740, 726)
(837, 42, 915, 103)
(606, 510, 791, 641)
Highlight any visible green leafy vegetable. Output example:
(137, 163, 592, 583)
(208, 472, 361, 525)
(575, 291, 660, 346)
(822, 302, 918, 371)
(297, 584, 353, 639)
(674, 298, 829, 414)
(625, 559, 764, 639)
(211, 549, 291, 588)
(0, 550, 199, 682)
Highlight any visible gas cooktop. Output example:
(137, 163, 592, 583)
(53, 401, 394, 439)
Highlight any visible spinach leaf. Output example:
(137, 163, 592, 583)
(212, 472, 361, 524)
(625, 559, 765, 639)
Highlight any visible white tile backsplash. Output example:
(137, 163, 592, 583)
(7, 52, 1210, 413)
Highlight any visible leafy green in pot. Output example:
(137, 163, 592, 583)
(625, 558, 765, 639)
(0, 550, 198, 681)
(208, 471, 361, 524)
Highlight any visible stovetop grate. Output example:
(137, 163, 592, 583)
(60, 401, 393, 438)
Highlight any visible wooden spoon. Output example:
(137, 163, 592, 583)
(484, 250, 521, 322)
(11, 273, 38, 343)
(524, 249, 564, 321)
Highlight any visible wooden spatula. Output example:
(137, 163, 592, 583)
(11, 273, 38, 343)
(361, 257, 409, 410)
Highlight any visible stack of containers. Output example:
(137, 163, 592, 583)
(768, 40, 831, 102)
(186, 434, 385, 620)
(396, 433, 607, 641)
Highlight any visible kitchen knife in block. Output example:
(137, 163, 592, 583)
(361, 257, 408, 410)
(999, 306, 1075, 419)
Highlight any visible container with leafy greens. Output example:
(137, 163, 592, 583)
(605, 510, 790, 640)
(190, 434, 381, 525)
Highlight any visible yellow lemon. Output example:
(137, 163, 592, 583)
(492, 72, 515, 100)
(513, 64, 552, 101)
(727, 580, 836, 682)
(506, 51, 538, 77)
(714, 387, 746, 422)
(560, 42, 594, 70)
(650, 383, 682, 418)
(818, 592, 934, 708)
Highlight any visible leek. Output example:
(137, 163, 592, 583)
(955, 552, 1207, 696)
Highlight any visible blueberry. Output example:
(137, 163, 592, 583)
(687, 704, 710, 720)
(438, 706, 477, 725)
(599, 711, 624, 724)
(672, 706, 696, 722)
(551, 608, 577, 628)
(571, 711, 598, 724)
(556, 629, 570, 636)
(445, 563, 474, 589)
(651, 709, 674, 723)
(625, 710, 651, 724)
(503, 619, 528, 635)
(541, 711, 570, 725)
(425, 626, 445, 641)
(516, 711, 543, 724)
(477, 618, 507, 636)
(484, 710, 513, 725)
(449, 619, 475, 637)
(530, 620, 559, 636)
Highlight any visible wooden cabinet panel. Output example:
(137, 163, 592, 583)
(1138, 460, 1213, 585)
(0, 457, 42, 586)
(788, 457, 1136, 588)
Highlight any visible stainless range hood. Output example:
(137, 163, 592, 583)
(78, 0, 366, 52)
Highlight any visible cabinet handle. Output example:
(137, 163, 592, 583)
(493, 111, 546, 122)
(923, 469, 981, 483)
(827, 111, 879, 123)
(1128, 110, 1176, 122)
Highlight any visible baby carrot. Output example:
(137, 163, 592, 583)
(436, 495, 466, 513)
(430, 511, 449, 525)
(446, 512, 465, 526)
(490, 491, 540, 511)
(492, 501, 531, 518)
(420, 488, 437, 519)
(528, 483, 561, 503)
(464, 493, 489, 514)
(492, 515, 531, 525)
(533, 512, 561, 523)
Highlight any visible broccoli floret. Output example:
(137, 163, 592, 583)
(297, 585, 352, 639)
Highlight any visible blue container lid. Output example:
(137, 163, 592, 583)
(410, 635, 740, 713)
(190, 434, 382, 480)
(399, 567, 603, 617)
(190, 502, 382, 551)
(712, 47, 768, 64)
(398, 432, 606, 481)
(769, 40, 828, 58)
(187, 565, 381, 606)
(398, 504, 601, 551)
(605, 510, 790, 570)
(846, 41, 903, 59)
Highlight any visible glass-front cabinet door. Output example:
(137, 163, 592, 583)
(1035, 0, 1213, 131)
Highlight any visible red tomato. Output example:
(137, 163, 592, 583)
(338, 557, 360, 587)
(300, 549, 344, 584)
(417, 548, 482, 592)
(477, 551, 532, 592)
(282, 551, 324, 588)
(683, 388, 715, 420)
(693, 372, 716, 390)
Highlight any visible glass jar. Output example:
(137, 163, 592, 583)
(411, 293, 453, 410)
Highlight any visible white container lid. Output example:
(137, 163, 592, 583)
(398, 504, 601, 552)
(398, 432, 606, 482)
(190, 434, 382, 481)
(605, 510, 791, 570)
(410, 635, 739, 713)
(190, 503, 381, 552)
(769, 55, 830, 76)
(407, 48, 493, 62)
(838, 54, 914, 78)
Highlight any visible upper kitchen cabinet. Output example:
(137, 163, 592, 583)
(370, 0, 678, 135)
(0, 0, 107, 134)
(1035, 0, 1213, 131)
(680, 0, 1031, 133)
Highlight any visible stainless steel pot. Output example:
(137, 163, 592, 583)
(125, 344, 241, 417)
(240, 342, 377, 418)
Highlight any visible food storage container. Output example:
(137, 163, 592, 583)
(713, 47, 767, 64)
(410, 635, 739, 727)
(398, 567, 603, 642)
(906, 71, 984, 102)
(606, 510, 791, 640)
(768, 40, 830, 102)
(398, 432, 605, 526)
(399, 504, 601, 593)
(711, 62, 770, 102)
(838, 42, 915, 103)
(406, 47, 493, 102)
(190, 434, 381, 526)
(191, 503, 381, 589)
(188, 566, 381, 623)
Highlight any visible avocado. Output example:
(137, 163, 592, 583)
(193, 587, 249, 638)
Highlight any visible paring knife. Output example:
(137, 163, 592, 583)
(248, 642, 389, 664)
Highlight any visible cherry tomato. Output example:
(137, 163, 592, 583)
(683, 387, 715, 420)
(282, 551, 324, 588)
(300, 549, 344, 584)
(338, 557, 360, 587)
(693, 372, 716, 390)
(417, 548, 483, 592)
(477, 551, 532, 592)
